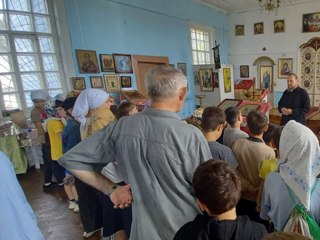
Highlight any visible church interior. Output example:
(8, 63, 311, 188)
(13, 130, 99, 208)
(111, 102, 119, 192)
(1, 0, 320, 239)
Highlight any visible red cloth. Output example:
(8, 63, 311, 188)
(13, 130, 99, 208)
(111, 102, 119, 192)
(234, 80, 254, 90)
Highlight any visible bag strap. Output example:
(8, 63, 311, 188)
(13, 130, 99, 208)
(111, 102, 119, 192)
(286, 179, 318, 207)
(284, 179, 319, 226)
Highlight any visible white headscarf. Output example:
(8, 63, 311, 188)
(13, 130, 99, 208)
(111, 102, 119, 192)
(278, 120, 320, 210)
(72, 89, 109, 129)
(30, 90, 49, 101)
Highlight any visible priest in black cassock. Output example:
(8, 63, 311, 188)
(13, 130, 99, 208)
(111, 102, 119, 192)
(278, 73, 310, 126)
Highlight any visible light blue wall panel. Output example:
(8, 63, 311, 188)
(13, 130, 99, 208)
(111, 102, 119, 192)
(63, 0, 228, 118)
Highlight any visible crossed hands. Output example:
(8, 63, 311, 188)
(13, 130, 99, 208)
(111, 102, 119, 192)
(281, 107, 292, 116)
(110, 184, 133, 209)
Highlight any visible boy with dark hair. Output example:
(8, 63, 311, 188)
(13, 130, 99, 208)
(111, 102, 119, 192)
(262, 123, 276, 147)
(223, 106, 249, 148)
(117, 100, 138, 119)
(201, 106, 238, 169)
(174, 160, 267, 240)
(232, 110, 275, 221)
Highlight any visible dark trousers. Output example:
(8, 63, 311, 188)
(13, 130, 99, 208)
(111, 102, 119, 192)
(51, 160, 65, 184)
(98, 185, 132, 237)
(236, 198, 272, 231)
(41, 143, 52, 184)
(75, 178, 103, 232)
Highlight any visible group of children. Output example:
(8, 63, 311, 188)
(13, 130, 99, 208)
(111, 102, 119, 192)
(175, 105, 320, 239)
(31, 89, 137, 239)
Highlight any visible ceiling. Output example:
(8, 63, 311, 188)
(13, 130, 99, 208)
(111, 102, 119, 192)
(197, 0, 316, 13)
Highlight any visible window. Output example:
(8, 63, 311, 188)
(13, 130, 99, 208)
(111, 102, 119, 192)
(190, 24, 214, 65)
(0, 0, 65, 112)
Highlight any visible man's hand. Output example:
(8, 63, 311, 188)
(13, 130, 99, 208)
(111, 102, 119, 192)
(110, 184, 133, 209)
(281, 107, 292, 115)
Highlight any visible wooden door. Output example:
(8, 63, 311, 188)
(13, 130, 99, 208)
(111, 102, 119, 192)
(132, 55, 169, 97)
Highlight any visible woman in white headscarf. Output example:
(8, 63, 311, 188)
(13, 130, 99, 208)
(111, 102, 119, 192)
(71, 89, 122, 238)
(72, 89, 115, 139)
(260, 120, 320, 231)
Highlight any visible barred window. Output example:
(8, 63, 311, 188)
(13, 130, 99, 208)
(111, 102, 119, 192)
(190, 24, 214, 65)
(0, 0, 65, 112)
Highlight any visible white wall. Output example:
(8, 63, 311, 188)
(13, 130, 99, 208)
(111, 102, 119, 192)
(228, 0, 319, 106)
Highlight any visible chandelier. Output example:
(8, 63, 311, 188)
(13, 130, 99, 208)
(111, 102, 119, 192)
(258, 0, 281, 13)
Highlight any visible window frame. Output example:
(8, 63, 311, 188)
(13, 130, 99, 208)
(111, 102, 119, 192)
(0, 0, 67, 114)
(189, 22, 215, 65)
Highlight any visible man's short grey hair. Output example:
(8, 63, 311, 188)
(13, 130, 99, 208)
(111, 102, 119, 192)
(144, 65, 187, 101)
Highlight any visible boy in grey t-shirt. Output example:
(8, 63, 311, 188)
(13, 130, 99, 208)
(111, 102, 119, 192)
(201, 106, 238, 169)
(223, 106, 248, 148)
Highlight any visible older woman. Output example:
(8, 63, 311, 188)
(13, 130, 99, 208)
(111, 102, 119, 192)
(71, 89, 116, 237)
(72, 89, 131, 240)
(260, 120, 320, 231)
(72, 89, 115, 138)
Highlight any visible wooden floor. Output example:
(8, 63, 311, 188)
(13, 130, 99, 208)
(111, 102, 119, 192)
(18, 167, 101, 240)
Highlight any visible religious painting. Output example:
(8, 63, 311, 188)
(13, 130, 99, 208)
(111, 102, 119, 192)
(72, 77, 86, 91)
(274, 20, 285, 33)
(120, 76, 132, 88)
(76, 50, 100, 73)
(223, 68, 232, 93)
(217, 99, 241, 111)
(239, 104, 260, 116)
(90, 76, 104, 88)
(302, 12, 320, 32)
(278, 58, 293, 79)
(100, 54, 115, 72)
(104, 74, 121, 92)
(260, 66, 273, 92)
(113, 54, 133, 73)
(254, 22, 264, 35)
(121, 90, 146, 102)
(235, 25, 244, 36)
(240, 65, 249, 78)
(199, 68, 214, 92)
(177, 63, 187, 76)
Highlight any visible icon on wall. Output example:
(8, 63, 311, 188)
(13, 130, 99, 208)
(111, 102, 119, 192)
(76, 49, 100, 73)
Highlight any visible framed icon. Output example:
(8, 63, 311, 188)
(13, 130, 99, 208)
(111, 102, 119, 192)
(240, 65, 249, 78)
(235, 25, 244, 36)
(100, 54, 115, 72)
(260, 66, 273, 92)
(76, 49, 99, 73)
(177, 63, 187, 76)
(223, 68, 232, 93)
(72, 77, 86, 91)
(302, 12, 320, 33)
(199, 68, 214, 92)
(113, 54, 133, 73)
(90, 76, 104, 88)
(274, 20, 285, 33)
(254, 22, 264, 35)
(120, 76, 132, 88)
(278, 58, 293, 79)
(104, 74, 120, 92)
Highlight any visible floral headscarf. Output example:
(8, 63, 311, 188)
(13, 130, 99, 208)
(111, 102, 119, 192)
(278, 120, 320, 210)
